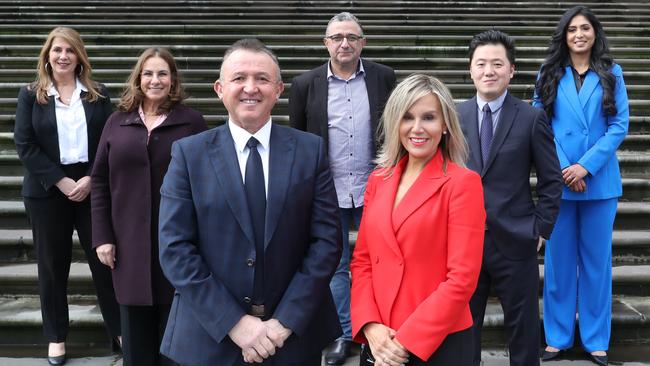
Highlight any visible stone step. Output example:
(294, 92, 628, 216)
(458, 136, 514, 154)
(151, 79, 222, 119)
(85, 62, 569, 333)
(1, 226, 648, 265)
(3, 55, 650, 72)
(0, 292, 646, 351)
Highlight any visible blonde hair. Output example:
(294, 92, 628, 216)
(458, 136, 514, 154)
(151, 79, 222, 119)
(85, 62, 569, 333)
(118, 47, 186, 113)
(33, 27, 102, 104)
(376, 73, 468, 173)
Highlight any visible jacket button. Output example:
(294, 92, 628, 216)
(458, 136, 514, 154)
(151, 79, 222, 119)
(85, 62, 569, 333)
(243, 296, 251, 303)
(246, 258, 255, 267)
(582, 129, 588, 135)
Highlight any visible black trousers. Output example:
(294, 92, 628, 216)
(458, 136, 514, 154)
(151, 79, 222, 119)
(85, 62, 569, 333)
(469, 234, 541, 366)
(359, 328, 473, 366)
(120, 304, 176, 366)
(24, 163, 120, 342)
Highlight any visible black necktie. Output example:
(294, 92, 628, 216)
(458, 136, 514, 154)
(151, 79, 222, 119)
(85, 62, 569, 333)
(479, 104, 493, 168)
(245, 137, 266, 304)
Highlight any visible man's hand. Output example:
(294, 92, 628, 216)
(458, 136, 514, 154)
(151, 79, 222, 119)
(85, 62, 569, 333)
(229, 315, 276, 363)
(362, 322, 409, 366)
(264, 318, 292, 348)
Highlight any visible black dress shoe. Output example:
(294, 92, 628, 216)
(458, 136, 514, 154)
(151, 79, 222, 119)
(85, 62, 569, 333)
(325, 339, 352, 365)
(589, 353, 608, 366)
(47, 354, 66, 366)
(541, 349, 562, 361)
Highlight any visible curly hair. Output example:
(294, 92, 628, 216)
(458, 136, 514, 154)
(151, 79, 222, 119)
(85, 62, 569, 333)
(535, 6, 616, 119)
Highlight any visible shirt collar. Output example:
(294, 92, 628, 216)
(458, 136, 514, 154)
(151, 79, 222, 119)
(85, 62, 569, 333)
(47, 78, 88, 97)
(476, 90, 507, 114)
(327, 59, 365, 81)
(228, 118, 272, 153)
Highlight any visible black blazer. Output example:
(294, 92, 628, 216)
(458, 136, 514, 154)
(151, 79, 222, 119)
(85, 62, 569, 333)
(14, 84, 112, 198)
(458, 93, 563, 260)
(288, 59, 396, 152)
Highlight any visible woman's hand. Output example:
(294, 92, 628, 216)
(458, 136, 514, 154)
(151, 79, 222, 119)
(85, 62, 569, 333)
(55, 177, 77, 196)
(362, 322, 409, 366)
(562, 164, 588, 186)
(96, 243, 116, 269)
(67, 176, 91, 202)
(568, 178, 587, 193)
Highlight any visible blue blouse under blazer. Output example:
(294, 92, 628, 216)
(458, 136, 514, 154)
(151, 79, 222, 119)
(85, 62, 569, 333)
(534, 63, 629, 201)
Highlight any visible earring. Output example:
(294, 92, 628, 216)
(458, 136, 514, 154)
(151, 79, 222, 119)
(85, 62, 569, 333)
(45, 62, 51, 72)
(77, 64, 84, 76)
(443, 130, 447, 134)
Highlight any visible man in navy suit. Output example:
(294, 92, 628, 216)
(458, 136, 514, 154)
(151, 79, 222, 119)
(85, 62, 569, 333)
(289, 13, 395, 365)
(158, 38, 342, 366)
(457, 30, 563, 366)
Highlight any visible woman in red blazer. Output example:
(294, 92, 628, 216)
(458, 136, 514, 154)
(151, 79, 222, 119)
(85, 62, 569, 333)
(351, 74, 486, 365)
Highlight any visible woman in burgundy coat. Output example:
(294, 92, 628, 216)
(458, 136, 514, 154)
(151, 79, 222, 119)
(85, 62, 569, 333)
(91, 48, 207, 366)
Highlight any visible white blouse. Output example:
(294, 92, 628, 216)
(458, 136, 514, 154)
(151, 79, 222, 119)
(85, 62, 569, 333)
(47, 79, 89, 165)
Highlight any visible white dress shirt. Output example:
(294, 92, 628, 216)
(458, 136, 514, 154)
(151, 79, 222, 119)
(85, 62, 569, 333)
(228, 119, 271, 198)
(48, 79, 89, 164)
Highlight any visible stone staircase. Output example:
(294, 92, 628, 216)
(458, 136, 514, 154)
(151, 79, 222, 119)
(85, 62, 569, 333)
(0, 0, 648, 359)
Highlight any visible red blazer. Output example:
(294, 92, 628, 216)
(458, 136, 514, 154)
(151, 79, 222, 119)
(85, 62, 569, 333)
(351, 151, 486, 361)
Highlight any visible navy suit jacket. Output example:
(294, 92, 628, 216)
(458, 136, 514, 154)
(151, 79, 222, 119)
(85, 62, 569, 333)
(458, 93, 563, 260)
(158, 123, 342, 365)
(288, 59, 396, 152)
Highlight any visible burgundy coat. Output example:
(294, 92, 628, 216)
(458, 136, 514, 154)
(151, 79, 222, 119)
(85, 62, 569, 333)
(91, 103, 207, 305)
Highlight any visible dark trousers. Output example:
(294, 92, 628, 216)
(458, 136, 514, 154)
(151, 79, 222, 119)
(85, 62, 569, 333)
(359, 328, 473, 365)
(469, 234, 540, 366)
(24, 163, 120, 342)
(120, 304, 176, 366)
(230, 352, 321, 366)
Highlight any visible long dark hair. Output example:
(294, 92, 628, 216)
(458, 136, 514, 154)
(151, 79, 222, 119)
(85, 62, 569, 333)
(535, 6, 616, 119)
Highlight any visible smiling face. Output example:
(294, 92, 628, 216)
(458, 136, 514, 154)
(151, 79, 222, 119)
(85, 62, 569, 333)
(399, 93, 447, 166)
(214, 49, 284, 133)
(470, 43, 514, 101)
(566, 14, 596, 57)
(48, 37, 78, 79)
(324, 20, 366, 71)
(140, 56, 172, 105)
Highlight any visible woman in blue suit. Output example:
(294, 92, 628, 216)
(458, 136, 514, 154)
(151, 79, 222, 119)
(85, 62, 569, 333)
(533, 6, 628, 366)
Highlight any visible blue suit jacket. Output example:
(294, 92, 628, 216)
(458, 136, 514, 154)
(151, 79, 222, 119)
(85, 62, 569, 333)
(533, 64, 629, 200)
(158, 123, 342, 365)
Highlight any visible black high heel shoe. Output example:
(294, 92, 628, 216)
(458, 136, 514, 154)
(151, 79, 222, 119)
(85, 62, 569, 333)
(541, 348, 562, 361)
(589, 352, 608, 366)
(47, 354, 66, 365)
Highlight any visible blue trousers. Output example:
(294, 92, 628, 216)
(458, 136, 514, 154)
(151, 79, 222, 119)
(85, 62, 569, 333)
(331, 206, 363, 341)
(543, 198, 617, 352)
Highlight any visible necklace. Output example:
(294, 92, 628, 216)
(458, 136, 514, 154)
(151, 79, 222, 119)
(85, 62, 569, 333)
(144, 112, 160, 117)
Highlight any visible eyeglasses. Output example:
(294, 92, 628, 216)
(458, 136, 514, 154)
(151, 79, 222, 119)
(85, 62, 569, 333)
(325, 34, 363, 44)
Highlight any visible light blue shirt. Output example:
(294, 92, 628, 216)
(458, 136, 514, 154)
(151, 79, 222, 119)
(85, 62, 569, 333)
(476, 91, 508, 134)
(327, 60, 374, 208)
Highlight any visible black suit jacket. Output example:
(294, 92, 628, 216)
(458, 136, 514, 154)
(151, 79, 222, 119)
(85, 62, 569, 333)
(288, 59, 396, 152)
(458, 93, 563, 260)
(14, 84, 112, 198)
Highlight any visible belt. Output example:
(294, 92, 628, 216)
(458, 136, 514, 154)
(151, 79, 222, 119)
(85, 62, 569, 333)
(249, 304, 266, 318)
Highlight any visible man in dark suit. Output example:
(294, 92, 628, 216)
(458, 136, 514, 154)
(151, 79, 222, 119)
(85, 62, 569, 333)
(158, 39, 342, 366)
(288, 12, 395, 365)
(457, 30, 563, 366)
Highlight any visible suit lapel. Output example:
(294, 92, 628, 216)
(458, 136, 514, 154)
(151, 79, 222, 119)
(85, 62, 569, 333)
(81, 91, 94, 126)
(578, 71, 599, 111)
(462, 97, 482, 172)
(375, 160, 405, 260)
(364, 61, 380, 134)
(207, 126, 255, 246)
(265, 124, 295, 248)
(315, 66, 330, 140)
(482, 94, 516, 175)
(392, 152, 450, 233)
(559, 66, 588, 128)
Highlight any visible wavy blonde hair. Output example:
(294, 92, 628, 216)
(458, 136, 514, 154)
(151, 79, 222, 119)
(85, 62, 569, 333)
(376, 73, 468, 173)
(118, 47, 186, 113)
(33, 27, 102, 104)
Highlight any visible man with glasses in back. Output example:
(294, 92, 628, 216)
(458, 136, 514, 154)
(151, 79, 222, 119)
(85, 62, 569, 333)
(289, 11, 396, 366)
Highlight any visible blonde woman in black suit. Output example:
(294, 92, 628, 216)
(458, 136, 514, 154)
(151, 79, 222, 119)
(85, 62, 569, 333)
(14, 26, 120, 365)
